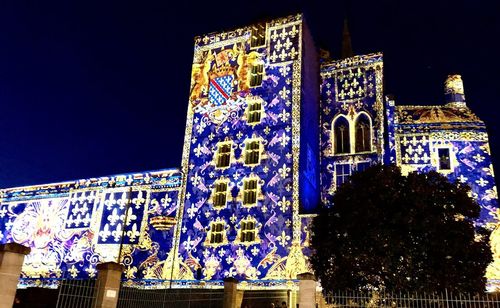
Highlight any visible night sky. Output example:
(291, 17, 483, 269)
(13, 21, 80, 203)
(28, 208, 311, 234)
(1, 1, 499, 188)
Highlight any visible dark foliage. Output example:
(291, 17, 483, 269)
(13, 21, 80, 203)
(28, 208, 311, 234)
(311, 165, 492, 293)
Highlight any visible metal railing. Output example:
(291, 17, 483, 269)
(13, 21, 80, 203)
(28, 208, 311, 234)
(117, 287, 224, 308)
(17, 277, 296, 308)
(242, 290, 290, 307)
(56, 278, 99, 308)
(324, 290, 500, 308)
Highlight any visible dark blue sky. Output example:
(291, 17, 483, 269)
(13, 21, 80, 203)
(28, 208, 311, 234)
(0, 1, 499, 188)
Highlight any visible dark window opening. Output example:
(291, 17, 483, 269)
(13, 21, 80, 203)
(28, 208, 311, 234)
(355, 114, 371, 153)
(210, 222, 224, 244)
(250, 64, 264, 87)
(357, 162, 370, 173)
(241, 221, 256, 242)
(335, 164, 351, 187)
(216, 143, 231, 168)
(334, 117, 350, 154)
(438, 148, 451, 170)
(247, 101, 262, 124)
(245, 140, 260, 165)
(250, 24, 266, 47)
(213, 182, 228, 208)
(243, 179, 258, 206)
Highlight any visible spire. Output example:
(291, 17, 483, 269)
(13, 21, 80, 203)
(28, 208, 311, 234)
(341, 18, 353, 59)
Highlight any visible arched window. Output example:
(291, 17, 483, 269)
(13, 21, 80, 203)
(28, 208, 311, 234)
(355, 113, 371, 153)
(333, 116, 350, 154)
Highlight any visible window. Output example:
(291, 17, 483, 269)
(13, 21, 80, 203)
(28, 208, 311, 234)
(212, 181, 228, 208)
(216, 142, 231, 168)
(355, 114, 371, 152)
(335, 164, 351, 188)
(238, 175, 262, 208)
(244, 140, 261, 165)
(250, 24, 266, 48)
(438, 148, 451, 170)
(333, 117, 350, 154)
(250, 64, 264, 87)
(240, 220, 256, 242)
(357, 162, 370, 173)
(242, 179, 258, 207)
(204, 219, 228, 247)
(247, 100, 263, 124)
(209, 222, 225, 244)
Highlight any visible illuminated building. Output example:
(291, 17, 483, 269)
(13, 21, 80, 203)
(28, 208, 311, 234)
(0, 14, 498, 290)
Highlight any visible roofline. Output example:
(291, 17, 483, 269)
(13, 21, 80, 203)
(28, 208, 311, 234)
(1, 167, 181, 192)
(193, 13, 303, 42)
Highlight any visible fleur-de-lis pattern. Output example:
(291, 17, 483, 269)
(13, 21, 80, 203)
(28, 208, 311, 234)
(178, 15, 309, 282)
(0, 13, 498, 290)
(320, 54, 384, 203)
(65, 190, 97, 229)
(335, 67, 366, 102)
(269, 25, 300, 64)
(399, 135, 431, 165)
(97, 190, 148, 245)
(0, 169, 181, 285)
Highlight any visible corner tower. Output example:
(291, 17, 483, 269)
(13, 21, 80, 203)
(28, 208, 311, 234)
(172, 14, 319, 282)
(391, 75, 499, 287)
(393, 75, 497, 225)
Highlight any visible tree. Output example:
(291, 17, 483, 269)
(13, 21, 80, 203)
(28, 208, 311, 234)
(311, 164, 492, 294)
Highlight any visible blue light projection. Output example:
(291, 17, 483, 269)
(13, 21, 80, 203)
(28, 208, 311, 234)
(0, 14, 498, 291)
(175, 14, 314, 282)
(319, 54, 385, 203)
(0, 169, 181, 286)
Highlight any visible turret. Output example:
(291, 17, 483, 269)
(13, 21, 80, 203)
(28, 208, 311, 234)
(444, 74, 466, 107)
(341, 18, 353, 59)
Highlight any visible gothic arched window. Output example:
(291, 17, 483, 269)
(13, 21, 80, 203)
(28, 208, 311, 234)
(333, 116, 350, 154)
(355, 113, 371, 153)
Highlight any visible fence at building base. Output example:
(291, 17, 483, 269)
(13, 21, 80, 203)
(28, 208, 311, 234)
(15, 274, 500, 308)
(56, 279, 99, 308)
(117, 285, 291, 308)
(117, 287, 224, 308)
(323, 290, 500, 308)
(17, 277, 298, 308)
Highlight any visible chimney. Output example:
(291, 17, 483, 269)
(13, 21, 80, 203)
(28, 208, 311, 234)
(319, 48, 331, 62)
(444, 74, 466, 107)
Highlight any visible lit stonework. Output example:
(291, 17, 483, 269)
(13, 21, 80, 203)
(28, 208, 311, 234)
(0, 14, 497, 291)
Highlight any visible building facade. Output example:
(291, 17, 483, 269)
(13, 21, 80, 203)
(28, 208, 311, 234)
(1, 14, 499, 290)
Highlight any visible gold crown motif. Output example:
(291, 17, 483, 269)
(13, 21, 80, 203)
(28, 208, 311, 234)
(210, 64, 234, 78)
(150, 216, 177, 231)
